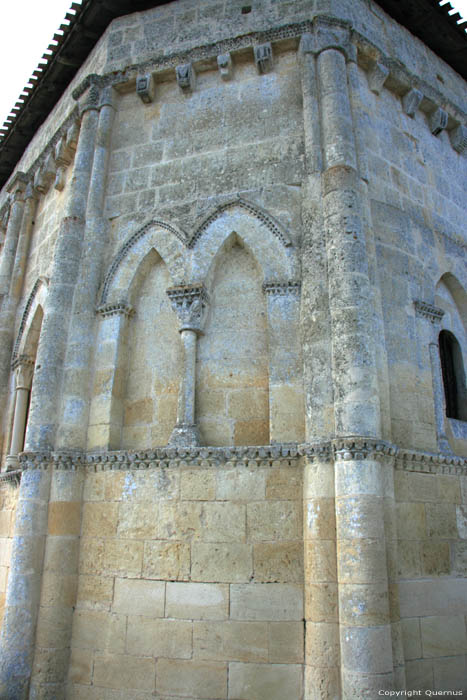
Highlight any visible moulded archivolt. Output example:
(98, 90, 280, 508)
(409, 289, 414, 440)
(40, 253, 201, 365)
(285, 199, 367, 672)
(99, 219, 188, 306)
(12, 277, 49, 366)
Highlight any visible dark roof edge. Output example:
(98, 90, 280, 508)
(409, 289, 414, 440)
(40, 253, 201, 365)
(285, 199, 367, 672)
(0, 0, 466, 190)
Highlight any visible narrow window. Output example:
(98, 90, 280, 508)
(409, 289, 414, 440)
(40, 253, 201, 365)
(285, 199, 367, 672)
(439, 330, 467, 420)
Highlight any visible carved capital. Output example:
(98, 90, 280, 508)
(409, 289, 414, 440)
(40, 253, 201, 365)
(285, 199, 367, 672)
(76, 80, 101, 115)
(254, 43, 273, 74)
(136, 74, 155, 103)
(176, 63, 196, 91)
(96, 302, 133, 318)
(414, 300, 445, 324)
(429, 107, 448, 136)
(402, 87, 423, 117)
(450, 124, 467, 155)
(6, 171, 28, 200)
(300, 19, 355, 62)
(166, 284, 209, 333)
(12, 355, 34, 389)
(217, 53, 233, 81)
(263, 281, 301, 296)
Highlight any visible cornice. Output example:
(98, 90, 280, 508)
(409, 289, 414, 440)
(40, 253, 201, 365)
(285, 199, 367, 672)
(15, 440, 467, 475)
(2, 15, 465, 208)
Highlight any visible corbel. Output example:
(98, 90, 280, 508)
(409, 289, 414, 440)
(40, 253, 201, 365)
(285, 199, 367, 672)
(367, 60, 389, 95)
(34, 153, 56, 195)
(402, 87, 423, 117)
(136, 73, 155, 103)
(449, 124, 467, 155)
(254, 43, 273, 74)
(429, 107, 448, 136)
(176, 63, 196, 91)
(54, 136, 71, 191)
(217, 53, 233, 81)
(66, 120, 80, 152)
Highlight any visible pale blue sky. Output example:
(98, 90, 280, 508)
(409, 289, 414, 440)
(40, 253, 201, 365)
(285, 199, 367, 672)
(0, 0, 466, 127)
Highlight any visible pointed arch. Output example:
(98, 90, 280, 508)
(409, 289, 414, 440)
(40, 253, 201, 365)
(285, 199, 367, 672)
(12, 277, 48, 364)
(99, 219, 188, 306)
(188, 199, 299, 284)
(436, 272, 467, 333)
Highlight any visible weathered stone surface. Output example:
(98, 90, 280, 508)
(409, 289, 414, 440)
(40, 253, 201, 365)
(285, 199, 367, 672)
(112, 578, 164, 617)
(166, 582, 229, 620)
(0, 0, 466, 696)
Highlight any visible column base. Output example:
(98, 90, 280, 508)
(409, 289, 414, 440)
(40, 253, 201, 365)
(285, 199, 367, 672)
(169, 423, 201, 447)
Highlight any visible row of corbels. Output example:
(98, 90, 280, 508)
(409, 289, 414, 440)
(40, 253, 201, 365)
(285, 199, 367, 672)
(0, 119, 80, 237)
(136, 42, 273, 103)
(366, 60, 466, 155)
(32, 120, 80, 195)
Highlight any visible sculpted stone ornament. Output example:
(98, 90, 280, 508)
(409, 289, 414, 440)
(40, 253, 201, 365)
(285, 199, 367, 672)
(54, 136, 72, 191)
(217, 53, 233, 81)
(166, 284, 209, 447)
(166, 284, 209, 334)
(254, 43, 273, 73)
(34, 153, 56, 195)
(176, 63, 196, 90)
(450, 124, 467, 154)
(66, 120, 80, 152)
(429, 106, 448, 135)
(367, 61, 389, 95)
(414, 300, 445, 324)
(402, 87, 423, 117)
(136, 73, 155, 103)
(12, 355, 34, 389)
(96, 302, 133, 318)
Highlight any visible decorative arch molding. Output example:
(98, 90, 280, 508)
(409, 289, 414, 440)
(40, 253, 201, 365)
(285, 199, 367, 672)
(436, 272, 467, 330)
(100, 219, 187, 306)
(189, 199, 299, 284)
(188, 198, 292, 249)
(12, 277, 49, 365)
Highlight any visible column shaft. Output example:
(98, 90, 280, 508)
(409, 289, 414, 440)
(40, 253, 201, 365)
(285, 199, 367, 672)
(57, 97, 116, 449)
(30, 465, 84, 699)
(25, 104, 99, 452)
(317, 45, 394, 694)
(0, 463, 52, 699)
(303, 454, 340, 699)
(299, 38, 340, 699)
(8, 388, 29, 458)
(0, 186, 26, 296)
(179, 329, 197, 425)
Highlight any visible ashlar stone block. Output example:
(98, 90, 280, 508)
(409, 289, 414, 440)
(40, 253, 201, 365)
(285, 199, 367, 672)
(112, 578, 165, 617)
(166, 582, 229, 620)
(93, 654, 156, 691)
(230, 583, 303, 621)
(126, 617, 192, 658)
(156, 659, 227, 699)
(191, 542, 252, 583)
(421, 615, 467, 657)
(143, 540, 190, 580)
(193, 620, 268, 663)
(229, 661, 303, 700)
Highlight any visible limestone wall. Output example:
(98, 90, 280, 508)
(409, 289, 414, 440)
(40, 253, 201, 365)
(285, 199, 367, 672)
(0, 479, 19, 631)
(0, 0, 465, 697)
(67, 461, 304, 698)
(396, 468, 467, 692)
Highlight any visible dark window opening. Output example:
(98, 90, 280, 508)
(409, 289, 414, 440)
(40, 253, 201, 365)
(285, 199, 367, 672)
(439, 330, 467, 421)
